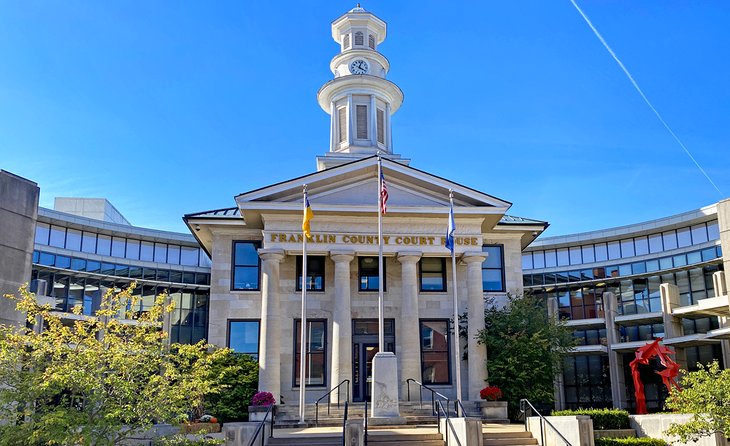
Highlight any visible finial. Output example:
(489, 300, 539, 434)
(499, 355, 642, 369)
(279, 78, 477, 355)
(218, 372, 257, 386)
(303, 183, 308, 193)
(449, 189, 454, 199)
(357, 3, 360, 7)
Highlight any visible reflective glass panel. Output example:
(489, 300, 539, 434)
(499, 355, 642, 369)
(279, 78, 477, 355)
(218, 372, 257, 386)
(594, 243, 608, 262)
(620, 239, 635, 258)
(49, 225, 66, 248)
(126, 239, 140, 260)
(34, 223, 50, 245)
(111, 237, 126, 258)
(634, 237, 649, 256)
(97, 235, 112, 256)
(581, 246, 595, 264)
(677, 227, 692, 248)
(607, 241, 621, 260)
(81, 232, 96, 253)
(180, 247, 199, 266)
(663, 231, 678, 250)
(228, 321, 259, 357)
(140, 241, 154, 261)
(66, 229, 82, 251)
(691, 224, 708, 245)
(648, 234, 663, 253)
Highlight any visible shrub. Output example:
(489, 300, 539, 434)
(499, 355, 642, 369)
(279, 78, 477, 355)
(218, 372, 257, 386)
(203, 351, 259, 423)
(552, 408, 630, 430)
(153, 435, 223, 446)
(479, 386, 503, 401)
(251, 391, 276, 406)
(595, 438, 667, 446)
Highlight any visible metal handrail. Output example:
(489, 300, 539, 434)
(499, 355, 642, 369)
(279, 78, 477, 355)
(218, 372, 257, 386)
(455, 400, 469, 418)
(364, 397, 369, 446)
(341, 401, 349, 446)
(246, 403, 275, 446)
(406, 378, 450, 416)
(519, 399, 573, 446)
(315, 379, 350, 426)
(435, 399, 462, 446)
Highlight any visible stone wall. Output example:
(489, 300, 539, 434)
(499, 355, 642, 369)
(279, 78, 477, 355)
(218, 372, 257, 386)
(0, 170, 39, 326)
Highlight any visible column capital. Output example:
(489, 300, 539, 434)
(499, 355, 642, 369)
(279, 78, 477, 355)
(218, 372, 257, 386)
(330, 250, 355, 263)
(258, 248, 285, 262)
(397, 251, 422, 264)
(461, 251, 486, 264)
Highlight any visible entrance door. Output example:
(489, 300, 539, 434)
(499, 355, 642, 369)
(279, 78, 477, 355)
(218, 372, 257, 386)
(352, 319, 396, 402)
(353, 343, 379, 402)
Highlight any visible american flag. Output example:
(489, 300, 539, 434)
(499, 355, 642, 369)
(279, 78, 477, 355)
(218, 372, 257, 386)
(380, 171, 388, 214)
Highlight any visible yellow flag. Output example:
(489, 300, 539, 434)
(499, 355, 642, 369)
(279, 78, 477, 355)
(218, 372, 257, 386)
(302, 197, 313, 240)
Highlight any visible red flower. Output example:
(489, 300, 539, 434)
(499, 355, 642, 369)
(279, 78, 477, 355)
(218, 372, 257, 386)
(479, 386, 503, 401)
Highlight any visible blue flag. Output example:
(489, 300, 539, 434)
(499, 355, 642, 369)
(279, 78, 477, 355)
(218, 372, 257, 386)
(445, 201, 455, 254)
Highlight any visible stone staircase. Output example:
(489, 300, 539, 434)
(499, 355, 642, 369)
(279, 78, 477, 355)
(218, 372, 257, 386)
(275, 401, 447, 428)
(267, 430, 445, 446)
(483, 425, 539, 446)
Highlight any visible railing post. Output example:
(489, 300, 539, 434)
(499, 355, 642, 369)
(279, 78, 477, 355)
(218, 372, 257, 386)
(541, 417, 545, 446)
(407, 379, 411, 401)
(270, 409, 275, 438)
(315, 401, 319, 427)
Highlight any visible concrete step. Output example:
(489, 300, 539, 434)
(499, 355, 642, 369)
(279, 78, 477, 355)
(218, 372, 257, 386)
(268, 432, 445, 446)
(484, 438, 538, 446)
(483, 431, 533, 439)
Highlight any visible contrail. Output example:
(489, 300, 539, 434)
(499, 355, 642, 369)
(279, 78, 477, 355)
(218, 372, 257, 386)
(569, 0, 724, 196)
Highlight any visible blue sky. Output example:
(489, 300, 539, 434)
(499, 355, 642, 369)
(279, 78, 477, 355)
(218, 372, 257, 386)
(1, 1, 728, 236)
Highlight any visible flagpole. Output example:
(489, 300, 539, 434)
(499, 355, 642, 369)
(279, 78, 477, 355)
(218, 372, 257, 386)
(377, 157, 385, 352)
(449, 189, 463, 410)
(298, 184, 308, 425)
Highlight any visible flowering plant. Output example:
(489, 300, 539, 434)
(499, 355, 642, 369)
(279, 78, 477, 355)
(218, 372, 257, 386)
(251, 391, 276, 407)
(479, 386, 503, 401)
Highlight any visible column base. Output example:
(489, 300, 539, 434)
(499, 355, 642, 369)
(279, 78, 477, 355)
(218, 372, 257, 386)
(370, 352, 401, 418)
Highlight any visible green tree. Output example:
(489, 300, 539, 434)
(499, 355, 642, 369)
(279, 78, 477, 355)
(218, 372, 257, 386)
(203, 351, 259, 422)
(476, 293, 575, 417)
(0, 284, 229, 446)
(665, 360, 730, 442)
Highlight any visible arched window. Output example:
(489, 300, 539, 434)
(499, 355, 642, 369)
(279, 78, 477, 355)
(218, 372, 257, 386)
(354, 31, 364, 46)
(368, 34, 375, 50)
(343, 34, 350, 50)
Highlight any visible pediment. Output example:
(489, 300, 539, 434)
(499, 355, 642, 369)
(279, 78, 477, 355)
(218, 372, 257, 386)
(235, 156, 511, 212)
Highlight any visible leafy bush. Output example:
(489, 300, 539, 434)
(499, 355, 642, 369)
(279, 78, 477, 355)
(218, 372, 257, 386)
(203, 351, 259, 423)
(595, 438, 667, 446)
(552, 408, 630, 430)
(153, 434, 223, 446)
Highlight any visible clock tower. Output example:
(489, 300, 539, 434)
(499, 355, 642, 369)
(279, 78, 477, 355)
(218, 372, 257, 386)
(316, 5, 406, 171)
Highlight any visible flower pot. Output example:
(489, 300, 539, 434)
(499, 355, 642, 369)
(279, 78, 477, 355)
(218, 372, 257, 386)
(476, 400, 508, 420)
(248, 405, 277, 422)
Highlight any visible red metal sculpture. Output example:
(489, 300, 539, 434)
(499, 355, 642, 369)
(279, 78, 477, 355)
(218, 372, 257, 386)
(629, 338, 680, 414)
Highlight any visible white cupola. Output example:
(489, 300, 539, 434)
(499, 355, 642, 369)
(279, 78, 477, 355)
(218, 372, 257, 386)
(316, 5, 407, 171)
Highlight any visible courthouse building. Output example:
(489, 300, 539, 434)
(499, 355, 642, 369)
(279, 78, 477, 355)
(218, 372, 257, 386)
(182, 6, 548, 405)
(3, 5, 729, 413)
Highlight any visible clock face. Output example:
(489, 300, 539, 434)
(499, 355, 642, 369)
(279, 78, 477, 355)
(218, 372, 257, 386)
(349, 59, 369, 75)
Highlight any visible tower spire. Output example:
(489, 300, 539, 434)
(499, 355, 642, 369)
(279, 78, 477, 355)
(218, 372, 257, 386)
(315, 7, 407, 171)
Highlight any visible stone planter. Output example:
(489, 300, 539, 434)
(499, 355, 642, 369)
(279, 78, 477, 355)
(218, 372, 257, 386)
(476, 400, 508, 420)
(248, 405, 277, 422)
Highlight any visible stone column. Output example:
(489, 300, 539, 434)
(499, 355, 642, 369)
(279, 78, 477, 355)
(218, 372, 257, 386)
(397, 252, 422, 398)
(718, 199, 730, 275)
(257, 249, 285, 401)
(712, 271, 730, 367)
(660, 283, 687, 370)
(463, 252, 487, 401)
(547, 297, 566, 411)
(330, 251, 355, 403)
(603, 292, 627, 409)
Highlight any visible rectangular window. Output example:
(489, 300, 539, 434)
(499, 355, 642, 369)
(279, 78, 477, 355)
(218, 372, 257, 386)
(482, 245, 505, 292)
(620, 239, 635, 258)
(126, 239, 140, 260)
(180, 246, 199, 266)
(607, 241, 621, 260)
(594, 243, 608, 262)
(376, 108, 385, 144)
(359, 256, 385, 291)
(707, 221, 720, 240)
(140, 241, 154, 261)
(167, 245, 181, 265)
(634, 236, 649, 256)
(569, 247, 582, 265)
(522, 253, 533, 270)
(296, 256, 325, 291)
(34, 223, 50, 245)
(677, 227, 692, 248)
(544, 249, 557, 268)
(533, 251, 545, 269)
(154, 243, 168, 263)
(96, 234, 112, 256)
(356, 104, 368, 139)
(294, 319, 327, 387)
(420, 320, 451, 385)
(232, 241, 260, 290)
(581, 245, 595, 264)
(663, 231, 678, 251)
(648, 234, 663, 253)
(691, 224, 708, 245)
(49, 225, 66, 248)
(65, 229, 82, 251)
(81, 232, 97, 253)
(419, 257, 446, 292)
(228, 320, 260, 359)
(338, 107, 347, 143)
(111, 237, 126, 258)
